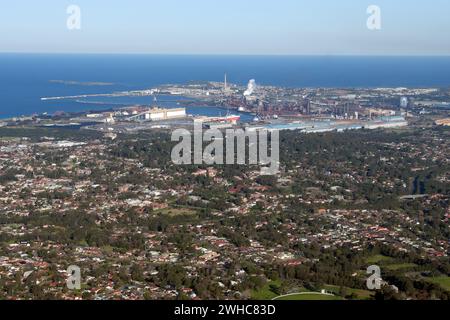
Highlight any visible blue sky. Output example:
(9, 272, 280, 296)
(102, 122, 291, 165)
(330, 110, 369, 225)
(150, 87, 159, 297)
(0, 0, 449, 55)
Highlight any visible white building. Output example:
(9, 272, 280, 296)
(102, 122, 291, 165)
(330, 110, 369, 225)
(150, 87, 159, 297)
(128, 108, 187, 122)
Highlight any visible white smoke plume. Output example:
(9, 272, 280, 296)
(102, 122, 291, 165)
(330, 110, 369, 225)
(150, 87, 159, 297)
(244, 79, 256, 96)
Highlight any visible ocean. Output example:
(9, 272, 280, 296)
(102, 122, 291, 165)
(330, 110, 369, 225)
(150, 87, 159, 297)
(1, 54, 450, 119)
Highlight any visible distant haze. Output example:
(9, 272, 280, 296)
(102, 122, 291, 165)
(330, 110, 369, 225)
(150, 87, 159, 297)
(0, 0, 449, 55)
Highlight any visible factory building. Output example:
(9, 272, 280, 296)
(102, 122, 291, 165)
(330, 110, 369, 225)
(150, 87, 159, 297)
(251, 116, 408, 133)
(364, 116, 408, 129)
(127, 108, 186, 122)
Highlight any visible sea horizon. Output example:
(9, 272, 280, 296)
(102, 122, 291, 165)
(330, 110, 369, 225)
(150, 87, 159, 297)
(1, 54, 450, 119)
(2, 52, 450, 57)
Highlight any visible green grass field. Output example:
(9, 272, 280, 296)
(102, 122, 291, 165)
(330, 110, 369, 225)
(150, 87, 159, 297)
(425, 276, 450, 292)
(156, 207, 197, 217)
(273, 293, 342, 301)
(366, 254, 394, 265)
(385, 263, 418, 271)
(251, 280, 282, 300)
(366, 255, 418, 273)
(324, 285, 373, 300)
(252, 281, 369, 300)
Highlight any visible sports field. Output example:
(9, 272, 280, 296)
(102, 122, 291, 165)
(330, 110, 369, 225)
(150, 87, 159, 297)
(273, 292, 342, 301)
